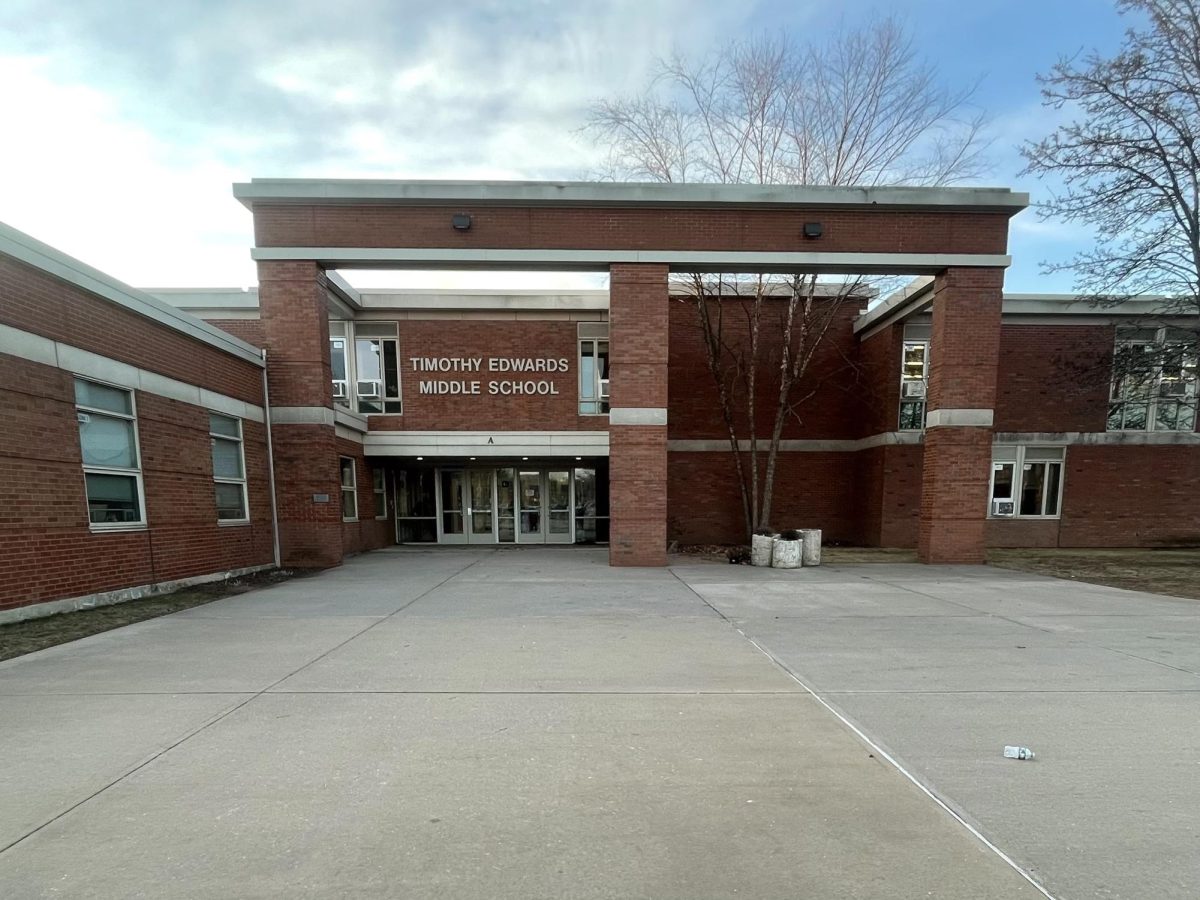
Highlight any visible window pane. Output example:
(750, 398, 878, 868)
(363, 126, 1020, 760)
(579, 345, 596, 401)
(373, 469, 385, 491)
(342, 489, 357, 519)
(1155, 400, 1180, 431)
(398, 469, 436, 518)
(330, 339, 348, 381)
(355, 338, 382, 381)
(1020, 463, 1047, 516)
(215, 482, 247, 520)
(86, 473, 141, 524)
(597, 342, 609, 380)
(1178, 403, 1196, 432)
(382, 340, 400, 398)
(1123, 402, 1148, 430)
(340, 458, 356, 488)
(75, 379, 131, 415)
(209, 414, 240, 438)
(80, 414, 137, 468)
(991, 463, 1014, 500)
(1044, 463, 1062, 516)
(902, 343, 927, 378)
(212, 437, 243, 479)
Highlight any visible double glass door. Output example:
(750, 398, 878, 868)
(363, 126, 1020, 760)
(438, 467, 573, 544)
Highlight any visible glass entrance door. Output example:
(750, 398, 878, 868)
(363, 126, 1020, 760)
(467, 469, 496, 544)
(439, 469, 496, 543)
(518, 471, 543, 541)
(546, 470, 572, 543)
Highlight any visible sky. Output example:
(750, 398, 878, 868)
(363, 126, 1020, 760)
(0, 0, 1134, 293)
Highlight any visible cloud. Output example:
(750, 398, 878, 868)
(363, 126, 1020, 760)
(0, 0, 758, 285)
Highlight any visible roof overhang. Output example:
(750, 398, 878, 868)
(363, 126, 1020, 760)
(234, 178, 1029, 215)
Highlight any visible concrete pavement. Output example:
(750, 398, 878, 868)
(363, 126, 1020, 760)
(1, 548, 1194, 897)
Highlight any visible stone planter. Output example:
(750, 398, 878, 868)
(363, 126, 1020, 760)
(771, 537, 803, 569)
(750, 533, 777, 567)
(799, 529, 823, 567)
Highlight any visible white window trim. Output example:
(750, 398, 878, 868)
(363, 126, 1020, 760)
(210, 414, 250, 526)
(373, 468, 388, 520)
(330, 333, 351, 409)
(1108, 327, 1198, 433)
(340, 456, 359, 522)
(988, 446, 1066, 520)
(76, 376, 148, 532)
(578, 337, 610, 417)
(898, 339, 930, 431)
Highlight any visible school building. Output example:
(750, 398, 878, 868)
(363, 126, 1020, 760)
(1, 180, 1196, 621)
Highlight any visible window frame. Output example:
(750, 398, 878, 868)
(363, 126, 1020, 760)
(373, 468, 388, 521)
(988, 446, 1066, 520)
(1108, 327, 1198, 433)
(210, 413, 250, 526)
(75, 377, 148, 531)
(578, 337, 610, 416)
(340, 456, 359, 522)
(353, 323, 403, 416)
(898, 338, 930, 431)
(329, 323, 351, 408)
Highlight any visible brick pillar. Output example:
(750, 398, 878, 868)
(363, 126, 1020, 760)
(918, 268, 1004, 564)
(608, 264, 670, 566)
(257, 261, 343, 568)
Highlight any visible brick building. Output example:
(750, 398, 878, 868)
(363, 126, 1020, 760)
(2, 179, 1197, 621)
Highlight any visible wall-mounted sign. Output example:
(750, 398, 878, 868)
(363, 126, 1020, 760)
(412, 357, 570, 397)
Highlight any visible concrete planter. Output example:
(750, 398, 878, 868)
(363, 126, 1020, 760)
(750, 533, 777, 567)
(771, 537, 803, 569)
(799, 529, 823, 567)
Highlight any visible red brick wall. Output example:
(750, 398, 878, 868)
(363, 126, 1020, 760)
(0, 353, 273, 614)
(337, 437, 392, 555)
(367, 319, 602, 431)
(207, 318, 266, 348)
(254, 204, 1013, 256)
(0, 255, 261, 404)
(995, 324, 1113, 433)
(609, 264, 669, 566)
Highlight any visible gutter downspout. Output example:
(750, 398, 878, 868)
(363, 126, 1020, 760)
(261, 349, 282, 569)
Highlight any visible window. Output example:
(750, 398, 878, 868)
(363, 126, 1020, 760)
(579, 323, 610, 415)
(75, 378, 145, 528)
(989, 446, 1065, 519)
(1108, 328, 1197, 432)
(898, 339, 929, 430)
(340, 456, 358, 521)
(330, 322, 350, 407)
(373, 468, 388, 520)
(354, 323, 402, 414)
(210, 413, 248, 523)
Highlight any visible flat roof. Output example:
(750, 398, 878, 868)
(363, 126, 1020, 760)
(0, 223, 264, 366)
(234, 178, 1029, 213)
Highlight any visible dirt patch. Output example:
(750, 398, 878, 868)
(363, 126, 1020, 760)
(0, 569, 304, 662)
(988, 548, 1200, 601)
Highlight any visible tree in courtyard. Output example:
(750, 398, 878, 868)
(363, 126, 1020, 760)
(587, 19, 990, 537)
(1021, 0, 1200, 428)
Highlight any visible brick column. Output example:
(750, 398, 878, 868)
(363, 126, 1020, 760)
(918, 267, 1004, 564)
(257, 261, 343, 568)
(608, 264, 670, 566)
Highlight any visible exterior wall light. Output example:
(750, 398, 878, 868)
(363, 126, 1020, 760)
(803, 222, 823, 239)
(452, 213, 472, 231)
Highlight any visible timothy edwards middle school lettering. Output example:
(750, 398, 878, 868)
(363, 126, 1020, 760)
(412, 357, 570, 396)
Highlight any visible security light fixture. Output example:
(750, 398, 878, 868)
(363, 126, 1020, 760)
(451, 213, 472, 231)
(803, 222, 823, 239)
(416, 456, 423, 461)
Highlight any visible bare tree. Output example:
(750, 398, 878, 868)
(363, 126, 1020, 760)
(587, 18, 989, 538)
(1021, 0, 1200, 323)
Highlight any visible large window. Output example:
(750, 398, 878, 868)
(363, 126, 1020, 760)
(1108, 328, 1197, 432)
(75, 378, 145, 528)
(354, 323, 402, 415)
(340, 457, 358, 521)
(210, 413, 248, 523)
(989, 446, 1065, 519)
(330, 322, 350, 407)
(898, 339, 929, 430)
(395, 468, 437, 542)
(579, 323, 610, 415)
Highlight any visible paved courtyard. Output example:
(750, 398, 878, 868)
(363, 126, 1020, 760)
(1, 549, 1197, 898)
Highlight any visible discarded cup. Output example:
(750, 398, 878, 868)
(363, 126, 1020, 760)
(1003, 745, 1035, 760)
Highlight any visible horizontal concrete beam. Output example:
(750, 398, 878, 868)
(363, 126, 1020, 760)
(251, 247, 1013, 275)
(363, 430, 610, 457)
(234, 179, 1029, 212)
